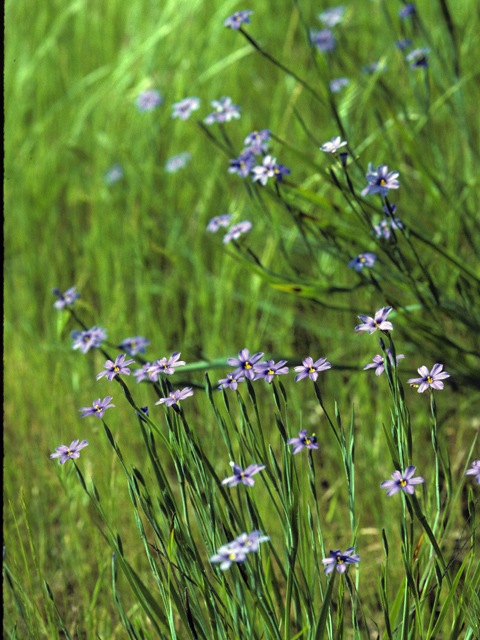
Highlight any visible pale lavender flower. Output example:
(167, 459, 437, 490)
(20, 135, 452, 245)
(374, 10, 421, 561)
(406, 47, 430, 69)
(71, 326, 107, 353)
(224, 10, 253, 29)
(294, 357, 331, 382)
(330, 78, 350, 93)
(133, 362, 161, 383)
(254, 359, 289, 383)
(322, 548, 360, 574)
(233, 531, 270, 552)
(348, 253, 377, 271)
(364, 349, 405, 375)
(407, 364, 450, 392)
(244, 129, 271, 146)
(399, 4, 416, 18)
(374, 217, 403, 239)
(310, 28, 336, 52)
(223, 221, 252, 244)
(318, 6, 346, 27)
(355, 307, 393, 334)
(204, 97, 241, 124)
(52, 286, 80, 309)
(395, 38, 412, 50)
(320, 136, 347, 154)
(135, 89, 163, 112)
(465, 460, 480, 484)
(79, 396, 115, 418)
(97, 354, 135, 381)
(165, 152, 191, 173)
(119, 336, 150, 356)
(381, 466, 424, 496)
(155, 387, 194, 407)
(228, 348, 264, 380)
(229, 150, 256, 177)
(50, 439, 89, 465)
(171, 97, 200, 120)
(218, 371, 245, 390)
(207, 214, 233, 232)
(104, 164, 123, 185)
(154, 352, 186, 374)
(287, 429, 319, 454)
(361, 163, 400, 197)
(210, 530, 269, 570)
(221, 462, 266, 487)
(251, 155, 290, 186)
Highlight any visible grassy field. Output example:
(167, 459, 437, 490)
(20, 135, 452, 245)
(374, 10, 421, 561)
(4, 0, 480, 637)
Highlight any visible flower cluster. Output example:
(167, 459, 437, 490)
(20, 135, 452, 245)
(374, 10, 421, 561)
(71, 326, 107, 353)
(330, 77, 350, 93)
(210, 531, 269, 570)
(134, 352, 186, 382)
(406, 47, 430, 69)
(206, 215, 252, 243)
(374, 217, 403, 239)
(228, 129, 290, 186)
(205, 97, 241, 125)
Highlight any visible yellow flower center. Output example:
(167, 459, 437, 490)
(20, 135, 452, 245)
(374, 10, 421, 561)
(427, 376, 433, 383)
(380, 179, 387, 186)
(245, 362, 252, 369)
(400, 479, 407, 487)
(308, 366, 315, 373)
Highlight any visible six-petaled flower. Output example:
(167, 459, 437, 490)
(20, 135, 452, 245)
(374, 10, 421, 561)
(50, 439, 89, 465)
(287, 430, 319, 454)
(221, 462, 266, 487)
(204, 97, 241, 124)
(223, 221, 252, 244)
(294, 357, 331, 382)
(407, 364, 450, 392)
(135, 89, 163, 112)
(361, 163, 400, 197)
(355, 307, 393, 334)
(155, 387, 194, 407)
(207, 214, 233, 232)
(228, 349, 264, 380)
(364, 349, 405, 375)
(133, 362, 161, 383)
(71, 326, 107, 353)
(224, 10, 253, 30)
(348, 253, 377, 271)
(381, 466, 425, 496)
(97, 354, 136, 381)
(320, 136, 347, 154)
(79, 396, 115, 418)
(119, 336, 150, 356)
(171, 97, 200, 120)
(218, 371, 245, 390)
(322, 548, 361, 574)
(465, 460, 480, 484)
(252, 155, 290, 186)
(254, 359, 289, 383)
(52, 286, 80, 309)
(154, 352, 186, 374)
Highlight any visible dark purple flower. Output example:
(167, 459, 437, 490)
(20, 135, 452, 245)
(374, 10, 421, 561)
(135, 89, 163, 112)
(318, 5, 346, 27)
(407, 364, 450, 392)
(330, 78, 350, 93)
(155, 387, 194, 407)
(79, 396, 115, 418)
(133, 362, 161, 383)
(224, 10, 253, 30)
(135, 406, 149, 422)
(104, 164, 123, 185)
(244, 129, 271, 146)
(207, 214, 233, 232)
(320, 136, 347, 154)
(254, 359, 289, 383)
(71, 326, 107, 353)
(348, 253, 377, 271)
(364, 349, 405, 375)
(310, 28, 336, 52)
(96, 354, 135, 381)
(322, 548, 361, 574)
(119, 336, 150, 356)
(221, 462, 266, 487)
(50, 439, 89, 465)
(210, 530, 269, 570)
(204, 97, 241, 125)
(382, 203, 397, 217)
(52, 286, 80, 310)
(223, 221, 252, 244)
(287, 429, 319, 454)
(361, 163, 400, 197)
(465, 460, 480, 484)
(171, 97, 200, 120)
(294, 357, 331, 382)
(406, 47, 430, 69)
(398, 4, 416, 18)
(381, 466, 425, 496)
(228, 348, 264, 380)
(165, 152, 191, 173)
(251, 155, 290, 186)
(395, 38, 412, 50)
(218, 371, 245, 390)
(355, 306, 393, 334)
(154, 352, 186, 375)
(228, 150, 256, 177)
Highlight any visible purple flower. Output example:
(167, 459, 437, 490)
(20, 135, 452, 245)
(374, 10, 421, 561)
(364, 349, 405, 375)
(133, 362, 161, 383)
(165, 152, 191, 173)
(229, 150, 256, 177)
(96, 354, 136, 381)
(254, 359, 289, 383)
(287, 429, 319, 454)
(171, 97, 200, 120)
(294, 357, 331, 382)
(382, 203, 397, 217)
(221, 462, 266, 487)
(398, 3, 416, 18)
(407, 364, 450, 392)
(50, 439, 89, 465)
(322, 548, 361, 574)
(244, 129, 271, 146)
(207, 214, 233, 232)
(310, 28, 336, 52)
(233, 530, 270, 552)
(104, 164, 123, 185)
(318, 5, 346, 27)
(52, 286, 80, 310)
(224, 10, 253, 30)
(223, 221, 252, 244)
(395, 38, 412, 50)
(320, 136, 347, 154)
(361, 163, 400, 197)
(251, 155, 290, 186)
(119, 336, 150, 356)
(136, 406, 149, 422)
(374, 217, 403, 239)
(406, 47, 430, 69)
(135, 89, 163, 112)
(330, 78, 350, 93)
(465, 460, 480, 484)
(210, 531, 269, 570)
(218, 371, 245, 390)
(71, 326, 107, 353)
(348, 253, 377, 271)
(155, 387, 194, 407)
(355, 306, 393, 334)
(79, 396, 115, 418)
(204, 97, 241, 125)
(228, 348, 264, 380)
(381, 466, 425, 496)
(154, 352, 186, 375)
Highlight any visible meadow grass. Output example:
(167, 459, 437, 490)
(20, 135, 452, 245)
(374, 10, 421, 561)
(4, 0, 480, 637)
